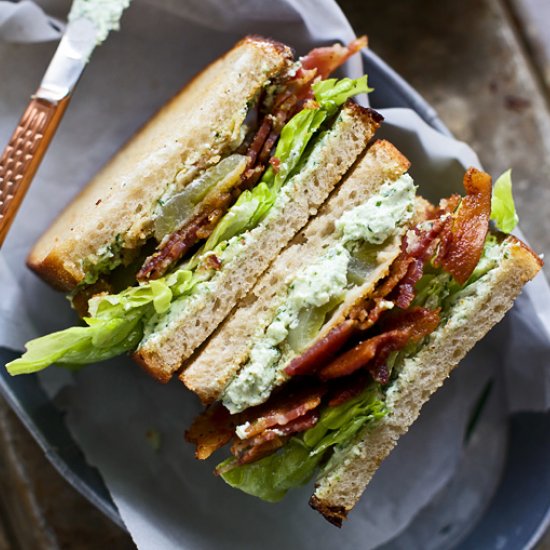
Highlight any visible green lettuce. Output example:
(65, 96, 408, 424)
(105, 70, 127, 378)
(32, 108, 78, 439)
(490, 169, 518, 233)
(203, 181, 277, 254)
(413, 235, 503, 313)
(6, 270, 197, 375)
(219, 439, 322, 503)
(303, 385, 386, 450)
(313, 76, 373, 115)
(6, 313, 143, 375)
(219, 384, 386, 502)
(413, 271, 455, 310)
(268, 108, 327, 190)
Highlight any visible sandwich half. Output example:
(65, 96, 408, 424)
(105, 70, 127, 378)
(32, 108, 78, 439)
(184, 140, 542, 525)
(7, 36, 382, 380)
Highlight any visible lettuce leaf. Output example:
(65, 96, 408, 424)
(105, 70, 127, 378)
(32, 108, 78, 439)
(6, 269, 197, 375)
(414, 235, 502, 314)
(269, 108, 327, 190)
(313, 76, 373, 115)
(219, 439, 322, 502)
(490, 169, 518, 233)
(203, 182, 277, 253)
(303, 384, 386, 450)
(413, 271, 455, 311)
(219, 384, 386, 501)
(6, 315, 143, 375)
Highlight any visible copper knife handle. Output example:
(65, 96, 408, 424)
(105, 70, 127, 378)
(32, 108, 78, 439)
(0, 94, 70, 247)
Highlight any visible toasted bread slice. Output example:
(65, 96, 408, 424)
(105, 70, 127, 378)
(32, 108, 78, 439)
(181, 139, 414, 403)
(28, 36, 293, 291)
(310, 237, 542, 526)
(135, 104, 383, 382)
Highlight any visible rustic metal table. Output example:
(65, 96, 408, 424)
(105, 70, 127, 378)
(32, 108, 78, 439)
(0, 0, 548, 547)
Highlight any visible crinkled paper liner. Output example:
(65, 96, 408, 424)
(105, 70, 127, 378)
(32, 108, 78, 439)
(0, 1, 548, 548)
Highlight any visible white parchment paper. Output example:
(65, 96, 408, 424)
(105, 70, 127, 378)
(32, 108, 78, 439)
(0, 1, 549, 549)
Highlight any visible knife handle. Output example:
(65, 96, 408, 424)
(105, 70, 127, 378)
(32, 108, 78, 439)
(0, 94, 70, 247)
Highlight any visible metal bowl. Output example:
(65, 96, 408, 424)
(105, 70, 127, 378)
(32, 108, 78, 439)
(1, 48, 548, 549)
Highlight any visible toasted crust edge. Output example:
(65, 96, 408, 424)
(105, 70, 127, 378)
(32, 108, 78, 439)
(309, 497, 347, 528)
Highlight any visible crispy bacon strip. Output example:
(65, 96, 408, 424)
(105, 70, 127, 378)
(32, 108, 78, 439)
(405, 216, 449, 260)
(436, 168, 492, 284)
(238, 385, 326, 439)
(393, 258, 423, 309)
(319, 308, 441, 383)
(285, 320, 357, 377)
(270, 67, 317, 114)
(349, 213, 443, 328)
(240, 66, 318, 192)
(372, 254, 413, 300)
(185, 403, 238, 460)
(389, 215, 453, 309)
(300, 36, 367, 79)
(258, 127, 281, 166)
(232, 410, 319, 465)
(319, 333, 387, 383)
(348, 252, 414, 332)
(233, 437, 286, 465)
(137, 193, 232, 281)
(246, 116, 273, 167)
(227, 392, 323, 466)
(241, 67, 319, 188)
(273, 409, 320, 435)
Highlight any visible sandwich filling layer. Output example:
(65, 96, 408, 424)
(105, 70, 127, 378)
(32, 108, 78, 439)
(217, 237, 510, 502)
(221, 174, 416, 413)
(184, 167, 529, 502)
(74, 39, 368, 293)
(7, 40, 374, 376)
(140, 104, 375, 344)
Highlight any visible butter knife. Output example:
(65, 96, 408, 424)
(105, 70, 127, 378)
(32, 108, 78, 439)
(0, 1, 131, 246)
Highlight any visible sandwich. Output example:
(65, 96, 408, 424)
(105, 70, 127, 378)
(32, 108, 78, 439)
(6, 35, 383, 380)
(184, 140, 542, 526)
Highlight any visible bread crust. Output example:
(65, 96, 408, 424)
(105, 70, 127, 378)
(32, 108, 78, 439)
(310, 238, 542, 525)
(135, 104, 382, 382)
(28, 36, 293, 291)
(181, 139, 412, 402)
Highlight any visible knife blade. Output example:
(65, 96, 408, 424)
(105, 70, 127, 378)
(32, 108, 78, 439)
(0, 0, 131, 246)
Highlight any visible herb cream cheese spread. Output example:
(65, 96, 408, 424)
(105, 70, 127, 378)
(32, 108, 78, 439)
(69, 0, 131, 45)
(222, 174, 417, 414)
